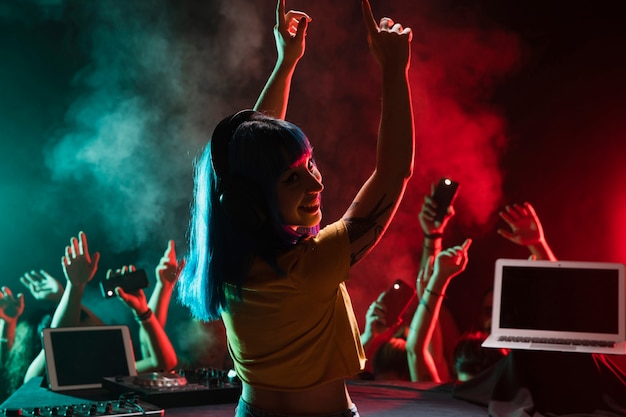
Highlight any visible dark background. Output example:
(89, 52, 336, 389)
(2, 0, 626, 355)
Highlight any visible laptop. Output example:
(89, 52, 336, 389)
(42, 325, 138, 391)
(482, 258, 626, 354)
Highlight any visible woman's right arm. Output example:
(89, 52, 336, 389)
(254, 0, 311, 119)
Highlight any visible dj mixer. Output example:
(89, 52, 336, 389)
(101, 368, 241, 408)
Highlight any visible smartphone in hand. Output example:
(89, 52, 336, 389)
(433, 177, 460, 223)
(100, 269, 149, 299)
(381, 279, 417, 326)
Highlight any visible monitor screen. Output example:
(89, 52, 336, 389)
(500, 265, 619, 334)
(44, 325, 136, 390)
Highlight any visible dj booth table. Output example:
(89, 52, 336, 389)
(5, 352, 626, 416)
(1, 377, 489, 417)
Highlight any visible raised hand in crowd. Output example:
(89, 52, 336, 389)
(497, 202, 556, 261)
(109, 265, 147, 314)
(0, 286, 24, 325)
(0, 286, 25, 361)
(360, 293, 405, 374)
(20, 270, 63, 303)
(149, 240, 183, 327)
(419, 182, 456, 236)
(107, 266, 177, 373)
(24, 231, 103, 382)
(406, 239, 472, 383)
(418, 182, 456, 276)
(53, 231, 101, 328)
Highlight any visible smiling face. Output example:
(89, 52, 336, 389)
(276, 156, 324, 230)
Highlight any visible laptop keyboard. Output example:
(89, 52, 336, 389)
(498, 336, 615, 348)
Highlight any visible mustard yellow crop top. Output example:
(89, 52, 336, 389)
(221, 219, 366, 391)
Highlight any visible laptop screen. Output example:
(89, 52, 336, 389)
(500, 265, 619, 334)
(43, 325, 137, 391)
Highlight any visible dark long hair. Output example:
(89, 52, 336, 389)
(0, 310, 51, 403)
(178, 111, 320, 321)
(453, 331, 507, 379)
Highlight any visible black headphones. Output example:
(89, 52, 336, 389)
(210, 109, 268, 231)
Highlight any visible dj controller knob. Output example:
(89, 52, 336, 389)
(32, 408, 42, 416)
(88, 404, 98, 416)
(4, 409, 23, 416)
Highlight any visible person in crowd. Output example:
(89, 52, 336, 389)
(445, 201, 555, 380)
(1, 267, 102, 401)
(0, 285, 28, 402)
(149, 240, 182, 328)
(447, 201, 555, 382)
(365, 195, 554, 383)
(452, 330, 507, 382)
(413, 182, 462, 380)
(0, 268, 104, 400)
(177, 0, 414, 415)
(359, 182, 459, 381)
(405, 239, 472, 383)
(418, 182, 457, 274)
(24, 231, 178, 382)
(0, 286, 25, 363)
(107, 264, 178, 373)
(0, 304, 50, 403)
(129, 239, 184, 365)
(370, 334, 412, 381)
(447, 201, 554, 380)
(359, 289, 410, 381)
(151, 242, 231, 371)
(23, 231, 101, 381)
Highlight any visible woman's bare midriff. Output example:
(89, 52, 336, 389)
(242, 378, 353, 415)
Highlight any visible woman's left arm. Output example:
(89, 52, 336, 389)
(343, 0, 414, 265)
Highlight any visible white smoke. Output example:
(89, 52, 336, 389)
(42, 0, 268, 253)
